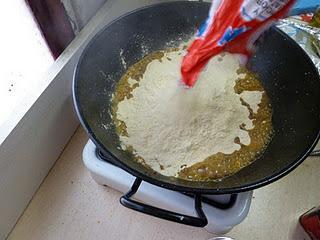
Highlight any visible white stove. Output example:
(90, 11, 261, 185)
(83, 140, 253, 234)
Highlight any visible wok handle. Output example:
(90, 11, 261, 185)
(120, 178, 208, 227)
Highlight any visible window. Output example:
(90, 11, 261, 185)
(0, 1, 54, 135)
(25, 0, 75, 58)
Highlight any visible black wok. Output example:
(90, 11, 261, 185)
(73, 1, 320, 226)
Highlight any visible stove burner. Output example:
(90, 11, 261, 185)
(97, 149, 237, 210)
(84, 141, 252, 234)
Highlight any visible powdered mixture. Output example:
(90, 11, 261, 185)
(112, 48, 272, 179)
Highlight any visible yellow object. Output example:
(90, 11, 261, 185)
(310, 7, 320, 28)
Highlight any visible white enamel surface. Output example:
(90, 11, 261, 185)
(83, 140, 252, 234)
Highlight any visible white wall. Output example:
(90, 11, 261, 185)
(0, 0, 53, 137)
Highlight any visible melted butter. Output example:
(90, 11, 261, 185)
(112, 50, 273, 181)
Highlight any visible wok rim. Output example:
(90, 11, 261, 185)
(73, 1, 320, 194)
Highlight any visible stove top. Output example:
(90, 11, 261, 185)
(83, 140, 253, 234)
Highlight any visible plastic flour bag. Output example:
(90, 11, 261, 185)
(181, 0, 296, 87)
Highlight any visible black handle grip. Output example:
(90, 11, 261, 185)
(120, 178, 208, 227)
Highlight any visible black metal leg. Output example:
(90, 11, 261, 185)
(120, 178, 208, 227)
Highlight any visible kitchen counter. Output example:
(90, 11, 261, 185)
(7, 127, 320, 239)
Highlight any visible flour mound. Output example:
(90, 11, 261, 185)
(116, 50, 262, 176)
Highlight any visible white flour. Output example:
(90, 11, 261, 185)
(116, 50, 263, 176)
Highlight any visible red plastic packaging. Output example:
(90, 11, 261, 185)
(181, 0, 296, 87)
(300, 206, 320, 240)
